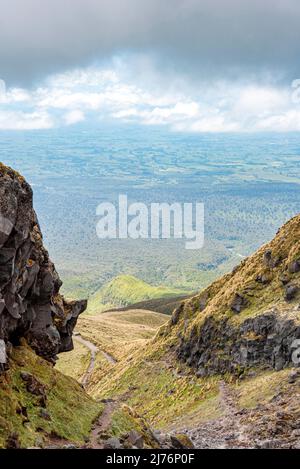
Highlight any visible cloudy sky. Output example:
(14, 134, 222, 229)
(1, 0, 300, 131)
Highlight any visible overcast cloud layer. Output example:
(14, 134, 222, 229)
(0, 0, 300, 86)
(0, 64, 300, 132)
(0, 1, 300, 132)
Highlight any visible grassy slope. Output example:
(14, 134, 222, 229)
(170, 213, 300, 339)
(56, 309, 169, 390)
(82, 215, 300, 433)
(56, 341, 90, 382)
(87, 322, 296, 433)
(86, 274, 189, 314)
(0, 341, 101, 448)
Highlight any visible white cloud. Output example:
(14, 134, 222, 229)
(64, 109, 85, 125)
(255, 110, 300, 132)
(0, 110, 53, 130)
(0, 60, 300, 132)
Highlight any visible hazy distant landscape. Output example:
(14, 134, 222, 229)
(1, 126, 300, 302)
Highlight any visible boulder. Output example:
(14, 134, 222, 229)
(288, 259, 300, 274)
(230, 293, 249, 314)
(103, 437, 121, 449)
(127, 430, 144, 449)
(285, 285, 299, 301)
(20, 372, 47, 407)
(170, 433, 195, 449)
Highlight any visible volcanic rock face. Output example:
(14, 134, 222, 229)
(170, 214, 300, 376)
(0, 163, 86, 371)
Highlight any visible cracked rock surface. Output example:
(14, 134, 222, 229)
(0, 163, 86, 371)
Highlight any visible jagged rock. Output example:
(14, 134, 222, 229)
(178, 311, 300, 375)
(171, 304, 184, 325)
(285, 285, 299, 301)
(39, 408, 51, 421)
(0, 338, 7, 370)
(126, 430, 144, 449)
(288, 259, 300, 274)
(170, 433, 195, 449)
(20, 371, 47, 406)
(263, 250, 281, 269)
(288, 370, 300, 384)
(0, 164, 86, 369)
(103, 437, 121, 449)
(174, 213, 300, 376)
(6, 432, 20, 449)
(263, 250, 273, 266)
(230, 293, 248, 314)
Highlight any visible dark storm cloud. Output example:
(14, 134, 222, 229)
(0, 0, 300, 85)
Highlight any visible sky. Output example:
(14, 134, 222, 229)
(0, 0, 300, 132)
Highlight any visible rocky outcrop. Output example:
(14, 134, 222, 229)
(170, 213, 300, 376)
(178, 310, 300, 376)
(0, 163, 86, 371)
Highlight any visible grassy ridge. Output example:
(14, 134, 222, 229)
(86, 274, 189, 314)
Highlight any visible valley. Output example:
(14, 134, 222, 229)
(2, 128, 300, 302)
(1, 147, 300, 449)
(56, 212, 300, 449)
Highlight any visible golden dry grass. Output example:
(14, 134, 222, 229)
(78, 309, 168, 360)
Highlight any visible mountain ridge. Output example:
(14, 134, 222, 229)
(86, 274, 189, 314)
(85, 213, 300, 448)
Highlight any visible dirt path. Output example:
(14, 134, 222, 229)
(88, 390, 133, 449)
(73, 334, 117, 388)
(101, 349, 117, 365)
(183, 381, 252, 449)
(89, 399, 118, 448)
(73, 335, 99, 388)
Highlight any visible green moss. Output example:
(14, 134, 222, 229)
(0, 343, 101, 448)
(110, 405, 159, 448)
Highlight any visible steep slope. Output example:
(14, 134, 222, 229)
(0, 341, 100, 448)
(107, 294, 192, 316)
(0, 164, 101, 448)
(87, 215, 300, 447)
(86, 274, 188, 314)
(171, 213, 300, 376)
(0, 163, 86, 368)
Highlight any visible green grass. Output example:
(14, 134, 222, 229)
(55, 341, 91, 382)
(86, 274, 189, 314)
(0, 341, 101, 448)
(109, 406, 160, 448)
(91, 335, 220, 429)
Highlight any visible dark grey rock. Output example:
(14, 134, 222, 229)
(0, 165, 87, 370)
(103, 437, 121, 449)
(177, 310, 300, 376)
(127, 430, 144, 449)
(288, 259, 300, 274)
(230, 293, 249, 314)
(285, 285, 299, 301)
(288, 370, 300, 384)
(39, 408, 51, 421)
